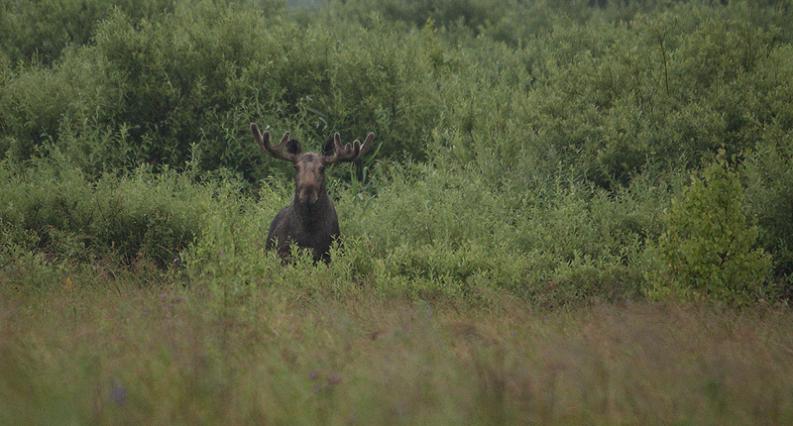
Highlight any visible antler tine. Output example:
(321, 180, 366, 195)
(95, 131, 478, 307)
(250, 122, 296, 162)
(325, 132, 376, 164)
(357, 132, 376, 157)
(250, 122, 268, 145)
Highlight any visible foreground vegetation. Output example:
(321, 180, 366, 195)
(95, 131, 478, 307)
(3, 284, 793, 425)
(2, 0, 793, 423)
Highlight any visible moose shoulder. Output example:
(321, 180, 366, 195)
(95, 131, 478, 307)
(250, 123, 375, 263)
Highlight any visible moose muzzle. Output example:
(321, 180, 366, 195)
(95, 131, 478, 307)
(298, 185, 320, 205)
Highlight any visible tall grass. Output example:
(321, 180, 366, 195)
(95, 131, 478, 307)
(2, 284, 792, 425)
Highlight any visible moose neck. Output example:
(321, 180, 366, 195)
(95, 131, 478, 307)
(292, 189, 331, 227)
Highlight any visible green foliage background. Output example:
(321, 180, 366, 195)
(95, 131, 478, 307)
(2, 0, 793, 304)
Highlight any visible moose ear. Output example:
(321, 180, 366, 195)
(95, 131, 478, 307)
(322, 136, 335, 156)
(285, 139, 301, 155)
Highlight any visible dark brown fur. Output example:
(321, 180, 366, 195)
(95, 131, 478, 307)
(251, 123, 375, 263)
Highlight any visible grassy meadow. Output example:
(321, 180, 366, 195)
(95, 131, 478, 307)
(2, 0, 793, 423)
(4, 286, 793, 425)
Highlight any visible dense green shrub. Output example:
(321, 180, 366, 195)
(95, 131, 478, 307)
(0, 0, 183, 65)
(2, 0, 793, 304)
(502, 3, 793, 188)
(647, 156, 773, 303)
(3, 0, 792, 187)
(1, 0, 446, 179)
(743, 130, 793, 291)
(0, 49, 121, 167)
(0, 0, 288, 65)
(179, 162, 664, 305)
(0, 158, 207, 267)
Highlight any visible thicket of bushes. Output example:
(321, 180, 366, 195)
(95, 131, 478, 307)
(2, 0, 792, 305)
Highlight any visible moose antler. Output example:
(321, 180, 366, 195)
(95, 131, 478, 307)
(250, 123, 296, 162)
(324, 132, 376, 164)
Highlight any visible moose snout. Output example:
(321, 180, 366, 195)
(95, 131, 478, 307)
(298, 186, 320, 205)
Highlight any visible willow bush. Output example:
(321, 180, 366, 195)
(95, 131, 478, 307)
(647, 155, 773, 303)
(1, 0, 792, 303)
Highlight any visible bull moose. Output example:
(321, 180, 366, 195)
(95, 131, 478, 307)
(250, 123, 375, 263)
